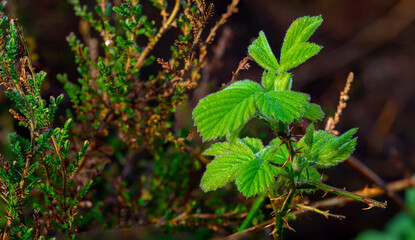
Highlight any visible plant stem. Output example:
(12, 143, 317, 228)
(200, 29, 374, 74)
(51, 135, 68, 212)
(273, 189, 294, 239)
(239, 193, 265, 231)
(295, 203, 345, 220)
(134, 0, 180, 69)
(296, 180, 387, 209)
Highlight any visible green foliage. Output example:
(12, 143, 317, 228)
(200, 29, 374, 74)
(57, 0, 241, 235)
(193, 80, 261, 141)
(193, 15, 381, 238)
(201, 137, 280, 197)
(0, 12, 90, 239)
(300, 123, 358, 168)
(248, 16, 322, 92)
(280, 15, 323, 73)
(248, 31, 279, 72)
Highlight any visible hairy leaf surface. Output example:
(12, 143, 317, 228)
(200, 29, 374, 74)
(280, 16, 323, 73)
(261, 70, 277, 90)
(301, 128, 358, 168)
(201, 137, 279, 197)
(248, 31, 279, 72)
(235, 158, 280, 197)
(280, 42, 322, 73)
(256, 90, 310, 123)
(304, 103, 325, 121)
(193, 80, 262, 141)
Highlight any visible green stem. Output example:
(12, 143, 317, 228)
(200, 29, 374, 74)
(273, 189, 294, 239)
(296, 180, 387, 209)
(239, 193, 266, 231)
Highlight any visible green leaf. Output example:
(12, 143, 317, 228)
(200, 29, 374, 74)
(201, 138, 262, 192)
(280, 16, 323, 73)
(305, 128, 358, 168)
(193, 80, 262, 141)
(304, 123, 314, 152)
(200, 153, 252, 192)
(239, 137, 264, 154)
(200, 152, 245, 192)
(281, 15, 323, 60)
(258, 144, 288, 166)
(203, 137, 261, 157)
(304, 103, 325, 121)
(255, 90, 310, 123)
(280, 43, 322, 73)
(300, 166, 321, 182)
(201, 137, 279, 197)
(274, 73, 293, 91)
(261, 70, 277, 90)
(235, 158, 280, 197)
(248, 31, 279, 72)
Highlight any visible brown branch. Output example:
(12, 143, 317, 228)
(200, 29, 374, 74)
(224, 176, 415, 239)
(204, 0, 240, 45)
(230, 56, 251, 84)
(183, 145, 210, 165)
(134, 0, 181, 69)
(346, 156, 404, 208)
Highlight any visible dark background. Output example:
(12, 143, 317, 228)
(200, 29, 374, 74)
(4, 0, 415, 239)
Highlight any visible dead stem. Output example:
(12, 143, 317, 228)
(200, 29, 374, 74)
(325, 72, 354, 134)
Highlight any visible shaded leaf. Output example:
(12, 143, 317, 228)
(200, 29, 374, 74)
(304, 103, 325, 121)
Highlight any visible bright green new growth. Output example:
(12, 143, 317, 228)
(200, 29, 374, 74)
(193, 15, 371, 237)
(193, 15, 356, 197)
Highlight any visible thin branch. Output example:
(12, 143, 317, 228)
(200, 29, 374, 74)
(295, 203, 345, 220)
(224, 176, 415, 239)
(204, 0, 240, 45)
(296, 180, 387, 209)
(346, 156, 404, 208)
(134, 0, 181, 69)
(230, 56, 251, 84)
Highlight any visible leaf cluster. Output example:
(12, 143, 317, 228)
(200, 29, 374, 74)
(193, 15, 362, 237)
(56, 0, 241, 233)
(0, 8, 90, 239)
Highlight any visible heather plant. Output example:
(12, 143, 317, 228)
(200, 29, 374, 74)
(193, 15, 387, 238)
(0, 3, 90, 239)
(0, 0, 401, 239)
(58, 0, 240, 231)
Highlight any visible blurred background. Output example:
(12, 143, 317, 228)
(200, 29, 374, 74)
(2, 0, 415, 239)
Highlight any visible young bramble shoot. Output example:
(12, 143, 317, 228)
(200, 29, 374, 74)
(193, 15, 385, 238)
